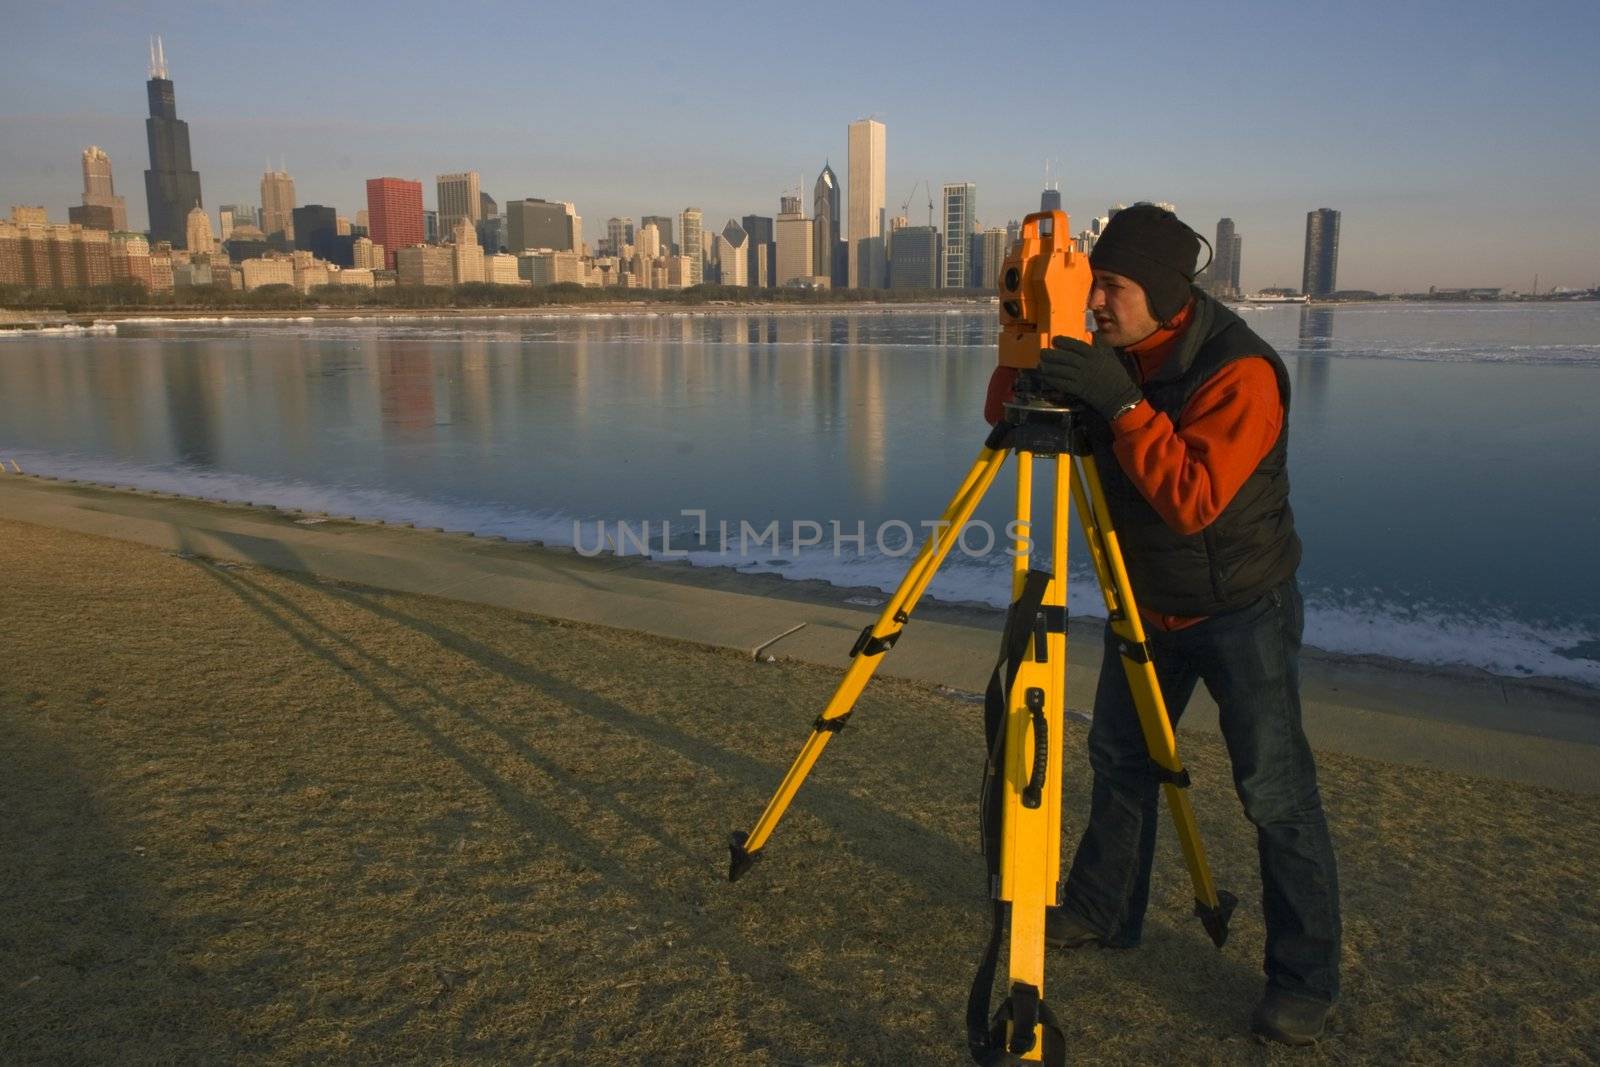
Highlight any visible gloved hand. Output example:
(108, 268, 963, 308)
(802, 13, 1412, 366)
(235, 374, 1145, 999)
(1038, 336, 1142, 420)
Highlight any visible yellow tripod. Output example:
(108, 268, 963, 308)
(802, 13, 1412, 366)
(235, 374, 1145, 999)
(727, 401, 1236, 1064)
(728, 210, 1235, 1064)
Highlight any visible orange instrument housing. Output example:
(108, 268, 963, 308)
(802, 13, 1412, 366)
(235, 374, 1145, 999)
(996, 210, 1094, 369)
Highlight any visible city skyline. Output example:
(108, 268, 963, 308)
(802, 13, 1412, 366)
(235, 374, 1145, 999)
(2, 3, 1597, 291)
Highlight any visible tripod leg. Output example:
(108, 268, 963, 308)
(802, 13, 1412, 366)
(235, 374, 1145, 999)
(994, 452, 1070, 1061)
(729, 443, 1011, 881)
(1067, 455, 1237, 947)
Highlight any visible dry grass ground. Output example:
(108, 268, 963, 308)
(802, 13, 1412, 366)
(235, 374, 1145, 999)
(1, 517, 1596, 1065)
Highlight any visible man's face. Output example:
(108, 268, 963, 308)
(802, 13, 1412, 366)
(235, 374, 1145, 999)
(1089, 270, 1160, 348)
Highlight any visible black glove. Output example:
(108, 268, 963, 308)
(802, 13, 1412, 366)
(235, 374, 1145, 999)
(1038, 336, 1142, 420)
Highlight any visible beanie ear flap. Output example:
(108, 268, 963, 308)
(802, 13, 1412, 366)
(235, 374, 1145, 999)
(1146, 282, 1194, 326)
(1147, 291, 1177, 328)
(1146, 291, 1169, 326)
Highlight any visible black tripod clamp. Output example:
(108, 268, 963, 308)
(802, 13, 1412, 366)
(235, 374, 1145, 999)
(989, 393, 1101, 458)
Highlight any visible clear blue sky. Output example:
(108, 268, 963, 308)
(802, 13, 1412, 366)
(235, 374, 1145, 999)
(3, 0, 1597, 291)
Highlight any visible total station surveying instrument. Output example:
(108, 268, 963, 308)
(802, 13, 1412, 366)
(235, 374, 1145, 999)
(727, 210, 1236, 1065)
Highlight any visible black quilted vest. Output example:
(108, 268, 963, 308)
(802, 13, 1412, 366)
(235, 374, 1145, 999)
(1092, 290, 1301, 616)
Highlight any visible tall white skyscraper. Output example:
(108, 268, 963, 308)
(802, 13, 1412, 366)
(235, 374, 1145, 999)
(847, 118, 886, 288)
(941, 182, 977, 289)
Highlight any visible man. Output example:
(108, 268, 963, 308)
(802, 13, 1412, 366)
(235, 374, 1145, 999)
(984, 203, 1341, 1045)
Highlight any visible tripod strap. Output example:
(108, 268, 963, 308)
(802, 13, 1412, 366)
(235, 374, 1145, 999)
(980, 569, 1052, 866)
(968, 570, 1060, 1065)
(965, 915, 1067, 1066)
(966, 899, 1009, 1061)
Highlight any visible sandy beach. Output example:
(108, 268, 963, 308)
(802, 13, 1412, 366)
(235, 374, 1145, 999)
(2, 478, 1597, 1063)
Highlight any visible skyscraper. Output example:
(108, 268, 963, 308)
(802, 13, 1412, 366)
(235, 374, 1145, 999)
(1302, 208, 1340, 297)
(637, 222, 661, 260)
(814, 163, 844, 289)
(1040, 186, 1062, 213)
(79, 147, 128, 231)
(888, 226, 939, 289)
(1211, 218, 1238, 298)
(141, 36, 203, 249)
(260, 170, 296, 241)
(292, 204, 339, 259)
(741, 214, 774, 289)
(1228, 232, 1242, 295)
(642, 215, 675, 255)
(717, 219, 748, 287)
(775, 195, 813, 286)
(974, 228, 1008, 292)
(437, 172, 481, 238)
(365, 177, 424, 269)
(185, 205, 214, 254)
(476, 217, 503, 253)
(847, 118, 886, 288)
(476, 192, 502, 251)
(218, 203, 254, 239)
(941, 182, 977, 289)
(606, 217, 631, 258)
(506, 199, 577, 253)
(679, 208, 703, 285)
(450, 217, 483, 285)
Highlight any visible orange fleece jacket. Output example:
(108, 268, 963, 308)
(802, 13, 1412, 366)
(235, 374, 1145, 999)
(984, 305, 1283, 630)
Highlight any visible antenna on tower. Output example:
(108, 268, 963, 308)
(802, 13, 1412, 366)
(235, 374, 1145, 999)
(149, 35, 168, 79)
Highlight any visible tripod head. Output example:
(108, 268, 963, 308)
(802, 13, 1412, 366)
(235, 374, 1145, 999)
(995, 211, 1099, 456)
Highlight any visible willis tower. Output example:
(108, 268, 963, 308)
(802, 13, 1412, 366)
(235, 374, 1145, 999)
(142, 36, 203, 249)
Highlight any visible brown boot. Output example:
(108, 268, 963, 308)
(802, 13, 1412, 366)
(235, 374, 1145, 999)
(1250, 987, 1335, 1046)
(1044, 907, 1107, 949)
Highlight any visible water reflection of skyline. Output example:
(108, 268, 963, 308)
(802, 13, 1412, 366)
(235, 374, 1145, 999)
(1291, 305, 1333, 415)
(1, 314, 985, 502)
(0, 309, 1346, 487)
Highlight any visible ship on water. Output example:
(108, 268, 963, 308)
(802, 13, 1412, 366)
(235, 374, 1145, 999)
(1235, 292, 1309, 304)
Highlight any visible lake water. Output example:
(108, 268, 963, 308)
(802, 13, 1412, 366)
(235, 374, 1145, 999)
(2, 303, 1598, 688)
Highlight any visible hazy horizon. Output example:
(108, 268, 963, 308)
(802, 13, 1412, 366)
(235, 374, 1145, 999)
(2, 0, 1596, 293)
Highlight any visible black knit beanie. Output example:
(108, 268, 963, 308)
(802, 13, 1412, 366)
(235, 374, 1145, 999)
(1089, 203, 1201, 322)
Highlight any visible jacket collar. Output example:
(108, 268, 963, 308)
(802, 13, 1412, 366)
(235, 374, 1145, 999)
(1115, 286, 1224, 386)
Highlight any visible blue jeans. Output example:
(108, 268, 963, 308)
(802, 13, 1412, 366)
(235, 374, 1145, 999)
(1062, 578, 1342, 1001)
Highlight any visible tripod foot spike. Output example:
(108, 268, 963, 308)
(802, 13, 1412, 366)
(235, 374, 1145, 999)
(1196, 889, 1238, 948)
(728, 831, 761, 882)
